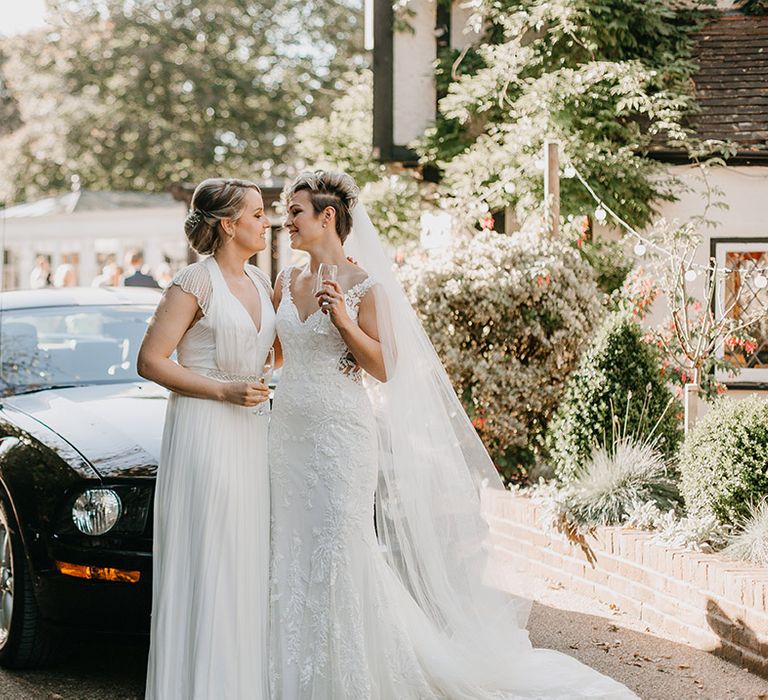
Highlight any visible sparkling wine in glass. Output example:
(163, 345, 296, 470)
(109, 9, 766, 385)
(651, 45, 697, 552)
(254, 347, 275, 416)
(313, 263, 338, 300)
(313, 263, 338, 334)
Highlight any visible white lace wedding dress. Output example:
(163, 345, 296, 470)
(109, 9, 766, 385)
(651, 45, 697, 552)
(146, 256, 275, 700)
(269, 265, 636, 700)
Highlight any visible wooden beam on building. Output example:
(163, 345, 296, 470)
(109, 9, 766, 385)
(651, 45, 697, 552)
(372, 0, 394, 162)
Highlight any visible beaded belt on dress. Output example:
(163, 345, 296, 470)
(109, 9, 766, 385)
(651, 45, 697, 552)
(200, 368, 261, 382)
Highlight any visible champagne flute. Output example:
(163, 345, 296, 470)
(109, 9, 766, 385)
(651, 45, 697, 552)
(313, 263, 338, 334)
(314, 263, 338, 301)
(254, 347, 275, 416)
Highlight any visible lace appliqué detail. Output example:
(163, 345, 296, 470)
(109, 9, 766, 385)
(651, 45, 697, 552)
(337, 350, 361, 382)
(335, 277, 374, 383)
(171, 261, 212, 315)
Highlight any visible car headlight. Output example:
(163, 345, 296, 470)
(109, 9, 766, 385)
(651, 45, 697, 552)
(72, 489, 122, 536)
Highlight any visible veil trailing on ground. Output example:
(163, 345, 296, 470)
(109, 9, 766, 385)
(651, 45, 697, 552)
(344, 205, 639, 698)
(345, 204, 539, 683)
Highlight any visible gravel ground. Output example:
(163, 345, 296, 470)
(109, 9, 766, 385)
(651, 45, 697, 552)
(0, 581, 765, 699)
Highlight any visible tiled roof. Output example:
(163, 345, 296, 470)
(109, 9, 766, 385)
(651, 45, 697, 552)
(686, 14, 768, 158)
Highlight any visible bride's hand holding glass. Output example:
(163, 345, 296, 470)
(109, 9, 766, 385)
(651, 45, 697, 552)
(315, 280, 351, 330)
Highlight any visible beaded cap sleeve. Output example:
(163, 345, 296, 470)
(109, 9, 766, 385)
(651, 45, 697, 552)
(245, 264, 272, 297)
(171, 262, 213, 315)
(345, 277, 375, 312)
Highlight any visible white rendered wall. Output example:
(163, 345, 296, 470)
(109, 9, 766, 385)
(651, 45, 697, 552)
(393, 0, 437, 146)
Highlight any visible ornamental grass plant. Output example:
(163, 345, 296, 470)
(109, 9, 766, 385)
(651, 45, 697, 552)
(723, 500, 768, 566)
(562, 437, 680, 527)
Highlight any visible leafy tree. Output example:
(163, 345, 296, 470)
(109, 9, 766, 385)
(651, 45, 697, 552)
(0, 0, 365, 204)
(0, 48, 21, 138)
(293, 69, 422, 245)
(419, 0, 720, 230)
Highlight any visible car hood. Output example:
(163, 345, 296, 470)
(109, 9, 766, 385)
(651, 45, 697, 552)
(6, 382, 167, 479)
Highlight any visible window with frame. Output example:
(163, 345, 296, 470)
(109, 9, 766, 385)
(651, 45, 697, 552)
(713, 238, 768, 386)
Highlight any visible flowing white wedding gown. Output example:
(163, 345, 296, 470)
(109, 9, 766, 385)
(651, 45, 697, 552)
(269, 263, 637, 700)
(146, 256, 275, 700)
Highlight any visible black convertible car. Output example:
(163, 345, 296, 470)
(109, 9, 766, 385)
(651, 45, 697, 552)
(0, 286, 165, 667)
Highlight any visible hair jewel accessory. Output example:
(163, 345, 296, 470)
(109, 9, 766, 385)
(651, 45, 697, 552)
(186, 209, 205, 226)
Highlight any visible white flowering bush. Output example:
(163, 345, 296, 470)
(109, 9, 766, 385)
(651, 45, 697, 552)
(399, 230, 603, 482)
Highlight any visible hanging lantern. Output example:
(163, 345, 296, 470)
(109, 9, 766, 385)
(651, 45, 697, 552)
(634, 242, 647, 257)
(755, 274, 768, 290)
(563, 165, 576, 179)
(684, 269, 697, 282)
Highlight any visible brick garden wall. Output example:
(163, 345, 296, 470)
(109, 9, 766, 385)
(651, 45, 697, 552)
(482, 490, 768, 678)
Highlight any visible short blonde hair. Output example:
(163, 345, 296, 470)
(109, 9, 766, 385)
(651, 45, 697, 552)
(284, 170, 359, 243)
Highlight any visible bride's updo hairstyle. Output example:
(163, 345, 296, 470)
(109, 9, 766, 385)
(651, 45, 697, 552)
(285, 170, 360, 243)
(184, 177, 261, 255)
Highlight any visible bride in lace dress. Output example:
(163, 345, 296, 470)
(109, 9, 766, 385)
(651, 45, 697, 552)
(268, 170, 638, 699)
(139, 179, 275, 699)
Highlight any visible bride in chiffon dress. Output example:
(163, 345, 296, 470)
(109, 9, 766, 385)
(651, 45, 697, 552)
(140, 180, 275, 699)
(268, 171, 638, 699)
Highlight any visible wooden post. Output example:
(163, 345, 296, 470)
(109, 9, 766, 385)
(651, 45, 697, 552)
(684, 383, 700, 434)
(544, 140, 560, 237)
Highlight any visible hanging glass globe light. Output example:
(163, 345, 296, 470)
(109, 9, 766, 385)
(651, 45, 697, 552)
(684, 269, 697, 282)
(634, 242, 647, 257)
(594, 207, 607, 222)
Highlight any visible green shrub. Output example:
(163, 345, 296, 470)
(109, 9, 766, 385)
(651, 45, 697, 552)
(400, 230, 603, 483)
(679, 396, 768, 526)
(546, 312, 682, 481)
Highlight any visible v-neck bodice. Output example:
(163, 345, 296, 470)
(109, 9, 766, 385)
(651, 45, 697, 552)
(173, 257, 276, 379)
(275, 265, 374, 387)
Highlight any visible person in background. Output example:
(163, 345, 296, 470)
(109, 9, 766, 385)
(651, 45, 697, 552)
(92, 260, 124, 288)
(52, 263, 77, 288)
(154, 262, 174, 289)
(29, 256, 52, 289)
(123, 249, 160, 288)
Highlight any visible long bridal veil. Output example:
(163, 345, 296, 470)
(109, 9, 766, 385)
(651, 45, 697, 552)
(344, 204, 637, 698)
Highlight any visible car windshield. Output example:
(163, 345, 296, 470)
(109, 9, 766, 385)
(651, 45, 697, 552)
(0, 305, 155, 395)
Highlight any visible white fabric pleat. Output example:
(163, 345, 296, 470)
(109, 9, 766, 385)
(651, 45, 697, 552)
(145, 257, 275, 700)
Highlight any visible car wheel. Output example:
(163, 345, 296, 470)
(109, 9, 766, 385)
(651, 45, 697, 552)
(0, 494, 56, 668)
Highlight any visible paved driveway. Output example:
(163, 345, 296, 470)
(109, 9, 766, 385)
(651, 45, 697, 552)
(0, 590, 766, 700)
(0, 637, 147, 699)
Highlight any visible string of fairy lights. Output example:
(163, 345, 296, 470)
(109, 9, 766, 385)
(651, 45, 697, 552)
(567, 163, 768, 291)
